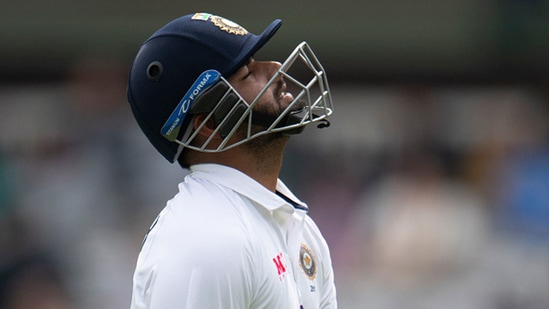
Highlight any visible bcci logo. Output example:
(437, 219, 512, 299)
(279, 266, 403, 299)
(299, 243, 317, 280)
(210, 15, 248, 35)
(191, 13, 248, 35)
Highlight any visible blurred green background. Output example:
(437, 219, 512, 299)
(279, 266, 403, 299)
(2, 0, 549, 84)
(1, 1, 549, 309)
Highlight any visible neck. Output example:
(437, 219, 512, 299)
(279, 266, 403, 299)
(187, 134, 289, 192)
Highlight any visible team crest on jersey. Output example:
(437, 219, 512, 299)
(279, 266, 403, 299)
(299, 243, 317, 280)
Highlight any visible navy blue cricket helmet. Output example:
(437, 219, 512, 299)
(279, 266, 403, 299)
(127, 13, 282, 163)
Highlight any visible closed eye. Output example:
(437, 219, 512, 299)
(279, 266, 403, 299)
(235, 65, 251, 80)
(242, 58, 254, 79)
(229, 58, 254, 82)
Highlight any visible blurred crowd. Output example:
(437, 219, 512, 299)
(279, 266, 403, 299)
(0, 58, 548, 309)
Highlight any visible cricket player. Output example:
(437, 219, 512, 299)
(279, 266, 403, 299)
(127, 12, 337, 308)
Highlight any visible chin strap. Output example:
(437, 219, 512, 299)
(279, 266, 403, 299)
(316, 118, 331, 129)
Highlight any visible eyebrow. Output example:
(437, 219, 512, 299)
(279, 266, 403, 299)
(230, 58, 254, 80)
(236, 58, 253, 76)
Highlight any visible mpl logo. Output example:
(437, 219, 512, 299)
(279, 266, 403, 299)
(272, 252, 287, 281)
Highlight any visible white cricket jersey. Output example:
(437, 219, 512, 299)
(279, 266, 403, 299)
(130, 163, 337, 309)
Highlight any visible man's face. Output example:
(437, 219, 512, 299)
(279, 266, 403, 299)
(227, 59, 295, 117)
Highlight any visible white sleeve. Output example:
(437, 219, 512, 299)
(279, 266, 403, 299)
(319, 244, 338, 309)
(308, 217, 338, 309)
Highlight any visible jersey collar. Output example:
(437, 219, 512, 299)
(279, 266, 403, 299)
(189, 163, 308, 213)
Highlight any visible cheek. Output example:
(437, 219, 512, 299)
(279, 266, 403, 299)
(237, 83, 268, 104)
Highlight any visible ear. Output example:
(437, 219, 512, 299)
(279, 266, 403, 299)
(192, 114, 220, 140)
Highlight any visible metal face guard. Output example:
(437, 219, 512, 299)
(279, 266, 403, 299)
(166, 41, 333, 157)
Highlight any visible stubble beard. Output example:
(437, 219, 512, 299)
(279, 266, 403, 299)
(238, 84, 294, 171)
(240, 122, 288, 154)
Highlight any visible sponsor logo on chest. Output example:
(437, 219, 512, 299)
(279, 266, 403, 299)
(272, 252, 288, 281)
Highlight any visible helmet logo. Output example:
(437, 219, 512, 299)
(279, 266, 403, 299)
(161, 70, 222, 141)
(210, 15, 248, 35)
(191, 13, 248, 35)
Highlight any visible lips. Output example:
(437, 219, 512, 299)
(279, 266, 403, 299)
(280, 91, 294, 102)
(281, 80, 306, 114)
(277, 81, 294, 103)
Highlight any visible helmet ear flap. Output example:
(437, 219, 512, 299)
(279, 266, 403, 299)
(215, 96, 247, 138)
(190, 81, 229, 113)
(191, 80, 247, 138)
